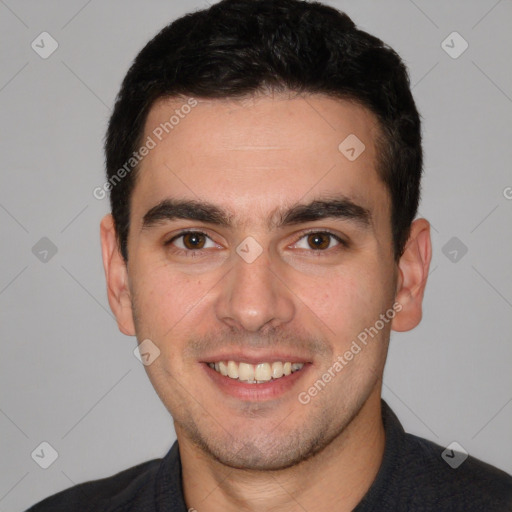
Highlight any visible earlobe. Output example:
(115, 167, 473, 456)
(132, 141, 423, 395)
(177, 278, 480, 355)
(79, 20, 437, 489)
(100, 214, 136, 336)
(391, 218, 432, 332)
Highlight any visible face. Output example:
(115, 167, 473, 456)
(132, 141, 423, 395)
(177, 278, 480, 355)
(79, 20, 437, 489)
(103, 93, 424, 471)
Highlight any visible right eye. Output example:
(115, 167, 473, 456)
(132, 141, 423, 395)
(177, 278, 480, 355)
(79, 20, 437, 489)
(165, 231, 218, 252)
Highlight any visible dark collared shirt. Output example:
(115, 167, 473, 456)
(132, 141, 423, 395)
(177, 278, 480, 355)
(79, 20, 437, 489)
(27, 401, 512, 511)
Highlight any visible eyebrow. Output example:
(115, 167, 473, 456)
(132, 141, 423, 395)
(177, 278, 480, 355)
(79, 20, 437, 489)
(141, 196, 372, 232)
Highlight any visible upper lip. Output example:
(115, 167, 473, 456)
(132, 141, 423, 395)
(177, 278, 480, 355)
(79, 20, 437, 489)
(200, 351, 312, 365)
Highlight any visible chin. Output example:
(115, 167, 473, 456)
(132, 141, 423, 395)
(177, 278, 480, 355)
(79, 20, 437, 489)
(182, 417, 336, 471)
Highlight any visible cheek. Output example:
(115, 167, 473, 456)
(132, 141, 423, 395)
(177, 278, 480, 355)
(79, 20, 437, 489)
(301, 267, 387, 344)
(131, 262, 208, 340)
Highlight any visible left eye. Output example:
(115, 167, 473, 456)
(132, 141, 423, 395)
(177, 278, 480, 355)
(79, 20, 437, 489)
(293, 232, 343, 251)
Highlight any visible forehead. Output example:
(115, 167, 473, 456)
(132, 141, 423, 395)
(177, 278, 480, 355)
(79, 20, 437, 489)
(131, 93, 390, 231)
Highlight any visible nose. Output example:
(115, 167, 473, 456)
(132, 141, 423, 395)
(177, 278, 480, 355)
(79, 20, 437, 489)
(214, 245, 295, 332)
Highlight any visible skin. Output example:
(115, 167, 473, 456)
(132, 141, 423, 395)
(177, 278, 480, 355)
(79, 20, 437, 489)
(100, 93, 431, 511)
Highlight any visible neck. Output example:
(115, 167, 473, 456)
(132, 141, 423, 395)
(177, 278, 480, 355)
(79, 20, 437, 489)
(178, 390, 385, 512)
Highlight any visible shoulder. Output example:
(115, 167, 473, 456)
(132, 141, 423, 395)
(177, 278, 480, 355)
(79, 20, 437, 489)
(399, 432, 512, 510)
(369, 402, 512, 511)
(26, 457, 161, 512)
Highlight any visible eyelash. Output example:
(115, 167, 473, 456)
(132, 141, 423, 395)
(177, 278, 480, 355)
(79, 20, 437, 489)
(164, 229, 348, 257)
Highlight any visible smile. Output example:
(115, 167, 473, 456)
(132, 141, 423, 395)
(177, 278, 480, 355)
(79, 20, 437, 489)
(207, 361, 305, 383)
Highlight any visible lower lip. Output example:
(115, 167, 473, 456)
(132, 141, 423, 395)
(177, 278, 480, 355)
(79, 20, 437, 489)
(202, 363, 311, 401)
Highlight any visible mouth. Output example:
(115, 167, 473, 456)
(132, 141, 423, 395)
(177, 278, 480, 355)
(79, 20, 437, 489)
(207, 360, 305, 383)
(202, 357, 311, 401)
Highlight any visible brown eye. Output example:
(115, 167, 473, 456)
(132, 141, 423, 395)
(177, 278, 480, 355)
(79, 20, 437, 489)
(165, 230, 219, 257)
(292, 231, 345, 252)
(181, 232, 207, 249)
(307, 232, 331, 250)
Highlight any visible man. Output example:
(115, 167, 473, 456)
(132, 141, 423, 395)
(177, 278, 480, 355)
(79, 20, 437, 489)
(28, 0, 512, 510)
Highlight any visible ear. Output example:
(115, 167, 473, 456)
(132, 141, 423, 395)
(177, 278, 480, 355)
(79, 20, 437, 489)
(391, 218, 432, 332)
(100, 214, 136, 336)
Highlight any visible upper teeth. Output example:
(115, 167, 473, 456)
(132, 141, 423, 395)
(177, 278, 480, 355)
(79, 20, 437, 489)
(208, 361, 304, 383)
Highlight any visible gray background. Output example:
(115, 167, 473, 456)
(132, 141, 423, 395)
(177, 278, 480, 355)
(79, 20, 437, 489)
(1, 0, 511, 510)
